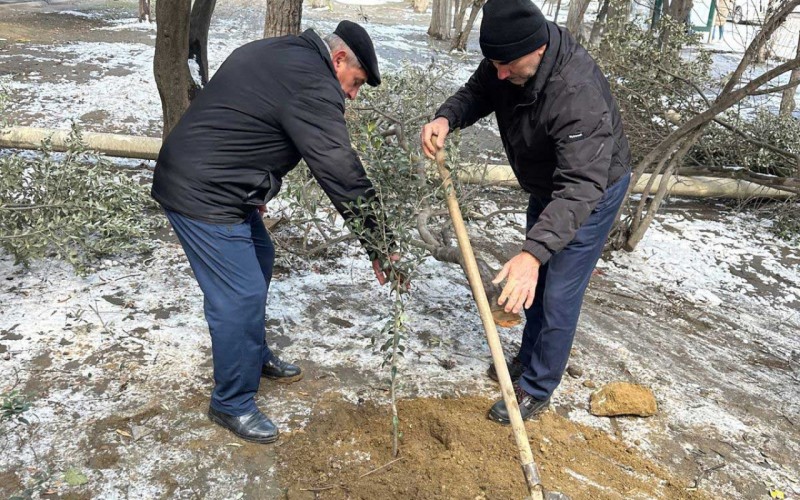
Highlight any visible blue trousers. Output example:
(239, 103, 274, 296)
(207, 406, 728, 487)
(517, 174, 630, 400)
(165, 209, 275, 416)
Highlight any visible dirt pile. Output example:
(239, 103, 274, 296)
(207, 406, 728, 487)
(278, 395, 709, 499)
(590, 382, 658, 417)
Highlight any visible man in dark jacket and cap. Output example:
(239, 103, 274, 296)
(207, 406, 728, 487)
(152, 21, 393, 443)
(421, 0, 631, 424)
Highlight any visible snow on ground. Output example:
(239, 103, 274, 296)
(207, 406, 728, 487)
(1, 2, 799, 497)
(1, 192, 798, 498)
(0, 3, 482, 136)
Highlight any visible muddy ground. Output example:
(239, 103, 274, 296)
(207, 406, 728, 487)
(1, 1, 799, 499)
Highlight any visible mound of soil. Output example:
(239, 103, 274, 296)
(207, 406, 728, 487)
(278, 395, 710, 499)
(590, 382, 658, 417)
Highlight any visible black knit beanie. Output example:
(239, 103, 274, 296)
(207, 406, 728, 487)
(480, 0, 549, 62)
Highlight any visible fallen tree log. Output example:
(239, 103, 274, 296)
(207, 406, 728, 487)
(1, 126, 796, 200)
(457, 164, 797, 200)
(0, 126, 161, 161)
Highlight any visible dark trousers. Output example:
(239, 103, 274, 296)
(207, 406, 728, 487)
(165, 209, 275, 416)
(517, 174, 630, 400)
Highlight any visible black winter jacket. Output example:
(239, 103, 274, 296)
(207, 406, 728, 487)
(151, 30, 381, 252)
(435, 22, 631, 265)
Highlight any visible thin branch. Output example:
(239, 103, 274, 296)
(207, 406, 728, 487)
(359, 457, 405, 478)
(712, 117, 800, 165)
(1, 204, 72, 211)
(749, 78, 800, 97)
(274, 233, 357, 257)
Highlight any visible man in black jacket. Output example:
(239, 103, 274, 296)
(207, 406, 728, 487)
(152, 21, 394, 443)
(421, 0, 631, 424)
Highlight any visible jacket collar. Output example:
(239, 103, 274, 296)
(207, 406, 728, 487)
(522, 21, 562, 103)
(300, 29, 338, 81)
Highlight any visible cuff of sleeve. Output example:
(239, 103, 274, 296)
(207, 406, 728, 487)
(434, 108, 457, 129)
(521, 240, 552, 266)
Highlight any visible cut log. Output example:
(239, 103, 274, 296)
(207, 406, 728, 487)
(0, 127, 160, 161)
(0, 127, 796, 200)
(456, 163, 797, 200)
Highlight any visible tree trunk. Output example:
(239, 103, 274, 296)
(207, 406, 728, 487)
(588, 0, 610, 47)
(452, 0, 462, 28)
(552, 0, 563, 23)
(451, 0, 485, 51)
(188, 0, 217, 100)
(138, 0, 151, 22)
(154, 0, 192, 139)
(657, 0, 691, 52)
(603, 0, 631, 51)
(667, 0, 691, 25)
(428, 0, 452, 40)
(754, 0, 778, 63)
(452, 0, 468, 33)
(565, 0, 591, 41)
(780, 31, 800, 117)
(412, 0, 429, 13)
(264, 0, 303, 39)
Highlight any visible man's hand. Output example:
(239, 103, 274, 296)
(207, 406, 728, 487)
(492, 252, 541, 314)
(372, 253, 405, 286)
(420, 117, 450, 160)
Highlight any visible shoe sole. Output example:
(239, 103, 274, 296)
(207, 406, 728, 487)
(262, 372, 304, 384)
(207, 411, 280, 444)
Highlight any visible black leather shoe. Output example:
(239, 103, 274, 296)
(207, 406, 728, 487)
(207, 406, 279, 444)
(261, 355, 303, 383)
(487, 382, 550, 425)
(486, 357, 525, 383)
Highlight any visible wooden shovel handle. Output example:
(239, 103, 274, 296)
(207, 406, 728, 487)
(434, 150, 545, 500)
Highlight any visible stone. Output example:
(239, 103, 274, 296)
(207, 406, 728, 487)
(589, 382, 658, 417)
(566, 365, 583, 378)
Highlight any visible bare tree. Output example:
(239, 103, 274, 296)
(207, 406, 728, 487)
(264, 0, 303, 39)
(588, 0, 610, 46)
(552, 0, 564, 23)
(154, 0, 192, 139)
(755, 0, 778, 63)
(780, 31, 800, 117)
(428, 0, 453, 40)
(451, 0, 485, 51)
(138, 0, 151, 23)
(620, 0, 800, 251)
(566, 0, 591, 41)
(188, 0, 218, 98)
(667, 0, 691, 25)
(412, 0, 430, 13)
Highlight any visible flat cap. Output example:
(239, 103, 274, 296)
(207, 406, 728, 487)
(333, 20, 381, 86)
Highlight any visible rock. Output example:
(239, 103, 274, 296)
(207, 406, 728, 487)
(582, 380, 597, 389)
(566, 365, 583, 378)
(589, 382, 658, 417)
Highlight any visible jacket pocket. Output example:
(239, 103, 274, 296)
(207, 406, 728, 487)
(243, 172, 282, 206)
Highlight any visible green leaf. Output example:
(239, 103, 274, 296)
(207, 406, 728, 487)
(64, 468, 88, 486)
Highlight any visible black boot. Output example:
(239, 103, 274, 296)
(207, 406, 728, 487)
(486, 356, 525, 383)
(487, 382, 550, 425)
(261, 355, 303, 383)
(208, 406, 279, 444)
